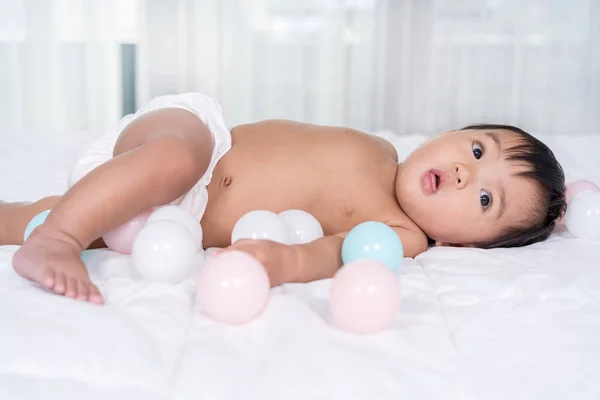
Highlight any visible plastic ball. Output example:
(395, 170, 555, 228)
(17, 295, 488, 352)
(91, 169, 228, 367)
(197, 250, 270, 324)
(278, 209, 324, 244)
(341, 221, 404, 272)
(329, 260, 401, 334)
(23, 210, 51, 241)
(24, 210, 94, 262)
(566, 180, 599, 205)
(131, 220, 197, 283)
(147, 205, 203, 250)
(102, 209, 153, 254)
(204, 247, 221, 261)
(565, 190, 600, 240)
(231, 210, 290, 244)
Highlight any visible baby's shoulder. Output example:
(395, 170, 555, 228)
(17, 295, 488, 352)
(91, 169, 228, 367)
(369, 135, 398, 162)
(381, 214, 429, 257)
(333, 128, 398, 163)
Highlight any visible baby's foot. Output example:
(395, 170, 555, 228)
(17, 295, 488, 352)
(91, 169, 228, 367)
(12, 227, 104, 304)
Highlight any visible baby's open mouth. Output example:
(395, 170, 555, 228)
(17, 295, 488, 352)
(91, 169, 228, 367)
(422, 169, 445, 195)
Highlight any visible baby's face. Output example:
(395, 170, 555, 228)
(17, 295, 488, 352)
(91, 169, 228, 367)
(396, 129, 539, 246)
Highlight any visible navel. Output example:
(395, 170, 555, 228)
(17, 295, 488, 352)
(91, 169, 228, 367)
(221, 175, 232, 187)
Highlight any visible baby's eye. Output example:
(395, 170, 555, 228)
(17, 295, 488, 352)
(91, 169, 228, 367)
(480, 189, 491, 209)
(472, 142, 483, 160)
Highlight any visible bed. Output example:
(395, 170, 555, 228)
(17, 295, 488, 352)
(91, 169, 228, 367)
(1, 132, 599, 400)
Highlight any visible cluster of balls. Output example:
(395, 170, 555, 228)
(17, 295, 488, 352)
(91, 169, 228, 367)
(201, 213, 405, 335)
(24, 206, 206, 283)
(197, 209, 325, 325)
(24, 206, 404, 335)
(103, 207, 325, 288)
(333, 221, 404, 334)
(564, 180, 600, 240)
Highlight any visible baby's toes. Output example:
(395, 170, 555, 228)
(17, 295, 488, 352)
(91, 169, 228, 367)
(52, 272, 66, 294)
(65, 277, 77, 298)
(76, 279, 90, 301)
(88, 284, 104, 305)
(39, 268, 55, 289)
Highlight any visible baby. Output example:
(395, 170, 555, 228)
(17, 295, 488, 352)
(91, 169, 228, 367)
(2, 93, 566, 304)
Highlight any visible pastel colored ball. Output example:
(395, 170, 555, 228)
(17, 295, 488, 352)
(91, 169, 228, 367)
(566, 180, 599, 205)
(204, 247, 221, 261)
(565, 190, 600, 240)
(24, 210, 93, 262)
(23, 210, 51, 241)
(231, 210, 290, 244)
(102, 209, 153, 254)
(329, 260, 401, 334)
(341, 221, 404, 272)
(197, 250, 270, 324)
(278, 209, 324, 244)
(147, 205, 203, 250)
(132, 220, 197, 283)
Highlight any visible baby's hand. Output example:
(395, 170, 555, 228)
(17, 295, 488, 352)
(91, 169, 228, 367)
(220, 239, 299, 287)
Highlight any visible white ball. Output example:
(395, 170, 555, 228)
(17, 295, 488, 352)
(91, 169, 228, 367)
(147, 206, 203, 250)
(132, 220, 197, 283)
(231, 210, 290, 244)
(565, 190, 600, 240)
(278, 209, 324, 244)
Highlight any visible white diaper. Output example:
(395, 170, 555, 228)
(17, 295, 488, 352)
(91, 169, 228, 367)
(68, 93, 232, 221)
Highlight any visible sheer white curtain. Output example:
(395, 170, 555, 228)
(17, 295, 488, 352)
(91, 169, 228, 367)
(1, 0, 598, 139)
(136, 0, 386, 131)
(0, 0, 132, 140)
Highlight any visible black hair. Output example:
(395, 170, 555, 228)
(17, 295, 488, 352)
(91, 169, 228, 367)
(461, 124, 566, 248)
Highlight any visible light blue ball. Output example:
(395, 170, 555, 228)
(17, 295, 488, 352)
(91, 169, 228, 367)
(23, 209, 92, 262)
(23, 210, 51, 241)
(341, 221, 404, 272)
(80, 249, 94, 263)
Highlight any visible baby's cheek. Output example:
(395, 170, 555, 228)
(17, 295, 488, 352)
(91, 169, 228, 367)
(429, 204, 476, 239)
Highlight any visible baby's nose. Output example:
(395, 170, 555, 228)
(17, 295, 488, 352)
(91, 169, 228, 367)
(452, 162, 471, 189)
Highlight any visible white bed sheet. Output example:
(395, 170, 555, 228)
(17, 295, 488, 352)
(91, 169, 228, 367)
(1, 132, 600, 400)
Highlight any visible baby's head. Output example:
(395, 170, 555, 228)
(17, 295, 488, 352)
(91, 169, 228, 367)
(396, 124, 566, 248)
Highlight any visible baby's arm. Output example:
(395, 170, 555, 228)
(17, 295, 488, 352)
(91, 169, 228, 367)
(224, 227, 426, 286)
(292, 227, 428, 283)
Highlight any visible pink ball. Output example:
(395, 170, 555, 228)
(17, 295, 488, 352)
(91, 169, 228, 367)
(566, 180, 599, 205)
(329, 260, 401, 334)
(197, 251, 270, 324)
(102, 209, 153, 254)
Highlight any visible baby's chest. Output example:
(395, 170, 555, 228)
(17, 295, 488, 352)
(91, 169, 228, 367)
(312, 175, 402, 234)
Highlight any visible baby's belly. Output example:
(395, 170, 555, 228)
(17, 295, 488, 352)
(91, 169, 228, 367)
(201, 169, 372, 248)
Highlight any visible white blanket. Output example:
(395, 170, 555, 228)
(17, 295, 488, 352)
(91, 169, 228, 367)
(1, 133, 599, 400)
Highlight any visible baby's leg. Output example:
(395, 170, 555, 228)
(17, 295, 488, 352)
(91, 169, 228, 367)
(11, 108, 214, 303)
(0, 197, 61, 245)
(0, 196, 104, 248)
